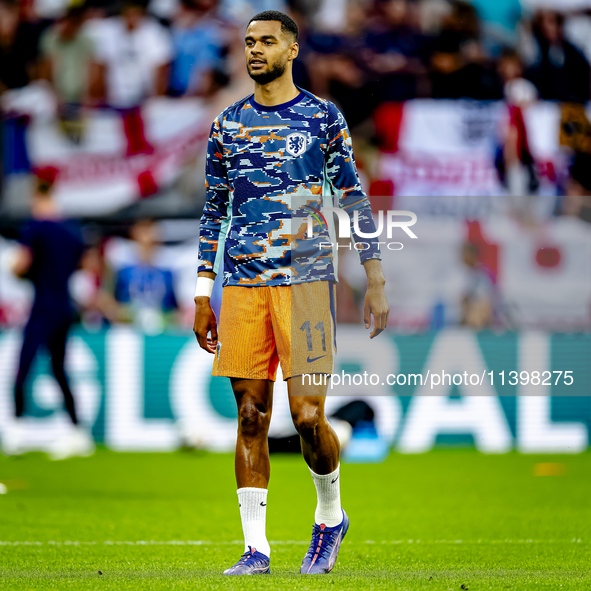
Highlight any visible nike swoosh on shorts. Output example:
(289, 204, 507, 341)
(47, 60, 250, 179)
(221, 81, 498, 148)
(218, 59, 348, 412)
(307, 355, 326, 363)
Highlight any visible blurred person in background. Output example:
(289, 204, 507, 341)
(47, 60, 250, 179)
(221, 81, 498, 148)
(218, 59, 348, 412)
(169, 0, 230, 97)
(361, 0, 431, 102)
(70, 243, 121, 329)
(84, 0, 173, 157)
(429, 1, 499, 99)
(0, 0, 44, 93)
(0, 0, 45, 192)
(1, 167, 95, 460)
(523, 10, 590, 103)
(460, 241, 496, 329)
(113, 219, 180, 334)
(496, 48, 537, 102)
(87, 0, 172, 110)
(39, 5, 95, 144)
(302, 0, 371, 125)
(494, 49, 540, 220)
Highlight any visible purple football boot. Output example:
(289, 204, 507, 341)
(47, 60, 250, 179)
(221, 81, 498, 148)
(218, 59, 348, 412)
(300, 509, 349, 574)
(223, 546, 270, 575)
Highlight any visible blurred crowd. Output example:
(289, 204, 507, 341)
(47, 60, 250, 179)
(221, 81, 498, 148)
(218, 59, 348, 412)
(294, 0, 591, 127)
(1, 0, 591, 131)
(2, 0, 591, 214)
(1, 0, 591, 334)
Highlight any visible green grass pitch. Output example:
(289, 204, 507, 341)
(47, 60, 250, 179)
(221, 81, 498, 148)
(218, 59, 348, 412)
(0, 449, 589, 590)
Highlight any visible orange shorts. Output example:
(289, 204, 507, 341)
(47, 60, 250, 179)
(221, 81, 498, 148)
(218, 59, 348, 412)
(212, 281, 336, 381)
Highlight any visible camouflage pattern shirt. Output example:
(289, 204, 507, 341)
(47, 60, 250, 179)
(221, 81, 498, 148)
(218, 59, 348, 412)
(198, 88, 380, 286)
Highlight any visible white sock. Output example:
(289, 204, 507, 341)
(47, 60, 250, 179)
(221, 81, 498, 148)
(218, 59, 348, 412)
(309, 465, 342, 527)
(237, 487, 270, 558)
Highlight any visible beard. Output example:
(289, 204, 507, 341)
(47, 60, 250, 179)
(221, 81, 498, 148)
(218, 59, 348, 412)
(248, 59, 287, 85)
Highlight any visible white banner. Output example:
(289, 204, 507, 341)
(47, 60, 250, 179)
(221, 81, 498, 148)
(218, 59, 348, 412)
(379, 100, 570, 207)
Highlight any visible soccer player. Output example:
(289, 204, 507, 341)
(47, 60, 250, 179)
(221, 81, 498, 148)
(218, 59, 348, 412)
(193, 10, 389, 575)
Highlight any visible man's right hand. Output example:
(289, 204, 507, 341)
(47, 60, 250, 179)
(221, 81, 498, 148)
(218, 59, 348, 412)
(193, 297, 218, 354)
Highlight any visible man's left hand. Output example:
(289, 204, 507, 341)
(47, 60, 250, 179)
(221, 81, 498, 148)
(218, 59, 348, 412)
(362, 259, 389, 338)
(364, 283, 389, 339)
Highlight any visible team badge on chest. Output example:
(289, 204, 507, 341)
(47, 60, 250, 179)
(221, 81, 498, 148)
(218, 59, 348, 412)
(285, 132, 307, 157)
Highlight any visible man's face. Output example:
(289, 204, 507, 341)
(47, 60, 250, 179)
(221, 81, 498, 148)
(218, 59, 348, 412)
(122, 6, 144, 30)
(245, 20, 297, 85)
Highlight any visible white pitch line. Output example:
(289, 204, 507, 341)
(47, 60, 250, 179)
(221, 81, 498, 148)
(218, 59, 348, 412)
(0, 539, 585, 546)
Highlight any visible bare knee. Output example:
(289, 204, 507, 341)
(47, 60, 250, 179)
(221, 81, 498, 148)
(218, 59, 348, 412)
(292, 403, 323, 442)
(238, 401, 270, 438)
(233, 381, 272, 439)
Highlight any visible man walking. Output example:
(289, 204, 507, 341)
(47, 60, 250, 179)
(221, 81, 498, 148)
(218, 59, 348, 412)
(193, 10, 389, 575)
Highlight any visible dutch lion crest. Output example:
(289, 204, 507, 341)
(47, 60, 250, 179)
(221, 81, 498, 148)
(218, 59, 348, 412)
(286, 132, 307, 157)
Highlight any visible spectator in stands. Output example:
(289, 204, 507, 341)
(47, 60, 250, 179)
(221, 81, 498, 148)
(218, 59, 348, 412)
(496, 48, 537, 103)
(303, 0, 372, 125)
(169, 0, 229, 97)
(0, 0, 46, 181)
(114, 220, 179, 334)
(524, 10, 590, 103)
(70, 243, 121, 329)
(88, 0, 172, 109)
(494, 49, 539, 209)
(39, 6, 95, 143)
(460, 242, 496, 329)
(361, 0, 431, 102)
(429, 2, 500, 99)
(0, 0, 44, 92)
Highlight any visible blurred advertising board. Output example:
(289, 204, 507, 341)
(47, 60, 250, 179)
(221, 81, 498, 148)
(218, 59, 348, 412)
(0, 327, 589, 453)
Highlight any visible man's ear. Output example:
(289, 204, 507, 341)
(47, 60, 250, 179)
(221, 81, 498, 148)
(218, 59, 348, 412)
(289, 41, 299, 61)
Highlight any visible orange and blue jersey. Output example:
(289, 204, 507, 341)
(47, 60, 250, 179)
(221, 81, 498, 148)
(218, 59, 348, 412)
(197, 88, 380, 286)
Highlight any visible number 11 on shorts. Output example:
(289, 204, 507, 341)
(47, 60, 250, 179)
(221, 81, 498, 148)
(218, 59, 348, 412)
(300, 321, 326, 352)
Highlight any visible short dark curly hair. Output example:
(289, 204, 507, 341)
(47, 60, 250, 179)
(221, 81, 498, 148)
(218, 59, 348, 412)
(247, 10, 299, 42)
